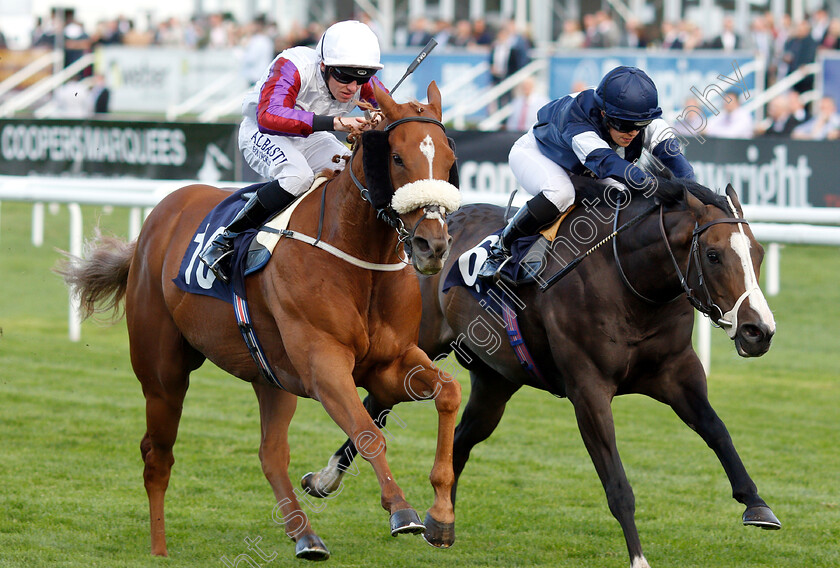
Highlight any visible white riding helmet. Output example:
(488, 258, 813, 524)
(317, 20, 383, 71)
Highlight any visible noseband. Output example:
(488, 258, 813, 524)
(348, 116, 451, 260)
(614, 194, 750, 329)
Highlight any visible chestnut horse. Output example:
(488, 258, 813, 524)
(302, 174, 780, 567)
(59, 83, 462, 560)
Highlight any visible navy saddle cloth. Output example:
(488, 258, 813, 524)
(173, 183, 271, 303)
(442, 230, 553, 305)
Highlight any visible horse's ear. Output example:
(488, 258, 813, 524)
(724, 183, 745, 218)
(426, 81, 442, 119)
(374, 83, 398, 119)
(684, 187, 707, 218)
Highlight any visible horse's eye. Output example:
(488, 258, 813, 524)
(392, 154, 404, 167)
(706, 249, 721, 264)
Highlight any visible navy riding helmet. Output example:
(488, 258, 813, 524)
(594, 66, 663, 132)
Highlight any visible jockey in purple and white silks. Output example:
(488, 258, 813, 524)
(479, 65, 696, 281)
(200, 20, 388, 284)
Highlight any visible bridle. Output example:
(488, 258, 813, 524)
(613, 193, 751, 329)
(348, 115, 451, 260)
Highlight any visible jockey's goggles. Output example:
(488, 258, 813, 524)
(604, 115, 653, 133)
(329, 66, 374, 85)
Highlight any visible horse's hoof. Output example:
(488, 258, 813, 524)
(300, 471, 333, 499)
(390, 508, 425, 536)
(743, 505, 781, 530)
(295, 534, 330, 561)
(300, 472, 330, 499)
(422, 512, 455, 548)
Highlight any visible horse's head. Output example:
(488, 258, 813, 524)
(682, 183, 776, 357)
(355, 81, 460, 275)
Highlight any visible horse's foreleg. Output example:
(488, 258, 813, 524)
(569, 384, 650, 568)
(650, 354, 781, 530)
(303, 346, 422, 537)
(300, 395, 393, 499)
(252, 382, 329, 560)
(395, 346, 462, 548)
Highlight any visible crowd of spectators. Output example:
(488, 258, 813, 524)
(10, 7, 840, 137)
(22, 8, 840, 87)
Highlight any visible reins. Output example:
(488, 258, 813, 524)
(613, 192, 749, 327)
(661, 212, 749, 326)
(277, 114, 450, 272)
(540, 194, 657, 291)
(540, 189, 751, 329)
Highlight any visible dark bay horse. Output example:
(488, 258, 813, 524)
(59, 83, 463, 560)
(302, 174, 780, 567)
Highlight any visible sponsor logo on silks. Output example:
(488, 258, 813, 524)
(250, 132, 287, 164)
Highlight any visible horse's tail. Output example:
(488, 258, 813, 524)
(55, 230, 136, 322)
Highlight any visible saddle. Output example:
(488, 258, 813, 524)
(516, 206, 576, 285)
(173, 177, 327, 304)
(243, 177, 329, 273)
(443, 205, 576, 295)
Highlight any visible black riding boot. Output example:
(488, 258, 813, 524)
(478, 193, 561, 281)
(199, 180, 298, 284)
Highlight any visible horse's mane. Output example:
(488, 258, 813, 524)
(571, 162, 729, 213)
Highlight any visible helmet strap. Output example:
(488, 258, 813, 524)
(321, 64, 337, 101)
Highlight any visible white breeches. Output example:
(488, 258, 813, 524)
(508, 130, 576, 211)
(239, 117, 351, 196)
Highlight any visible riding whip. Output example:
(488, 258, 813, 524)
(540, 201, 659, 292)
(390, 39, 438, 95)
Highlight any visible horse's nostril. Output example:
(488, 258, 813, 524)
(413, 237, 431, 253)
(432, 240, 450, 258)
(740, 323, 764, 343)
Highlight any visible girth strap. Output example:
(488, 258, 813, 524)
(500, 296, 559, 395)
(232, 292, 287, 390)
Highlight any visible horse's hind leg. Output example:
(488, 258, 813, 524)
(252, 382, 329, 560)
(129, 292, 202, 556)
(644, 353, 780, 529)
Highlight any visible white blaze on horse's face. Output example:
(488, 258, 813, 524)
(721, 197, 776, 338)
(724, 230, 776, 337)
(389, 130, 460, 223)
(419, 135, 435, 179)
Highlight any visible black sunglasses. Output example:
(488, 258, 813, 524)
(604, 115, 652, 133)
(329, 67, 372, 85)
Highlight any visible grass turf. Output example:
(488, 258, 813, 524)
(0, 202, 837, 567)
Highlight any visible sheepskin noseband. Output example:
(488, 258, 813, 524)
(391, 179, 462, 215)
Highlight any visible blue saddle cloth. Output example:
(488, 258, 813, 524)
(442, 230, 555, 389)
(442, 230, 543, 306)
(172, 183, 271, 304)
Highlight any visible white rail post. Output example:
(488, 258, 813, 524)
(32, 203, 44, 247)
(68, 203, 83, 342)
(128, 207, 142, 240)
(766, 242, 781, 297)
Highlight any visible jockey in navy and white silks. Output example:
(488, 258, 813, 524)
(479, 65, 695, 280)
(200, 20, 388, 284)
